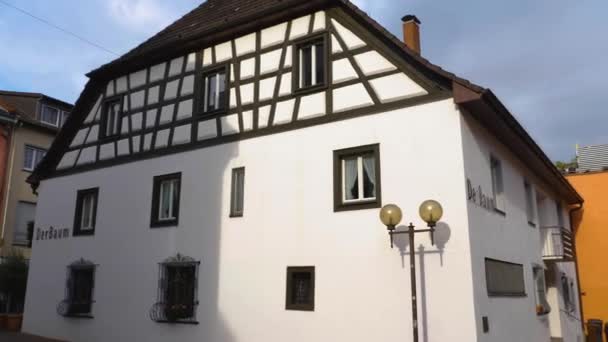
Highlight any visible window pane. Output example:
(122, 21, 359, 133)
(343, 158, 359, 200)
(292, 272, 311, 305)
(41, 106, 59, 125)
(231, 169, 245, 215)
(485, 259, 525, 295)
(81, 194, 95, 229)
(14, 202, 35, 245)
(171, 179, 179, 219)
(362, 155, 376, 199)
(314, 42, 325, 84)
(24, 147, 34, 170)
(206, 74, 217, 111)
(217, 72, 226, 110)
(301, 46, 312, 87)
(159, 181, 172, 219)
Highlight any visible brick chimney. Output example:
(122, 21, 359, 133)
(402, 15, 421, 54)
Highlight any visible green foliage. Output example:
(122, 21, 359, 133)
(555, 157, 578, 171)
(0, 252, 29, 303)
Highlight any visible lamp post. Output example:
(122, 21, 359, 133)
(379, 200, 443, 342)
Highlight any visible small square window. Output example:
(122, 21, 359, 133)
(294, 36, 327, 92)
(73, 188, 99, 236)
(23, 145, 47, 172)
(333, 144, 381, 212)
(41, 105, 60, 126)
(151, 173, 181, 227)
(230, 167, 245, 217)
(286, 266, 315, 311)
(100, 97, 123, 139)
(201, 66, 229, 114)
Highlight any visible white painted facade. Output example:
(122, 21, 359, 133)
(23, 5, 582, 342)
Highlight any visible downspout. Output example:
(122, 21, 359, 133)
(0, 121, 19, 248)
(569, 202, 585, 333)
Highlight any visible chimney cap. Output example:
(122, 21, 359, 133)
(402, 15, 421, 24)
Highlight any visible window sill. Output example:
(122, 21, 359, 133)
(229, 213, 243, 218)
(62, 314, 94, 319)
(285, 305, 315, 312)
(334, 200, 381, 212)
(294, 83, 328, 97)
(493, 208, 506, 216)
(73, 230, 95, 237)
(150, 220, 179, 228)
(154, 320, 199, 325)
(22, 168, 34, 173)
(487, 292, 527, 298)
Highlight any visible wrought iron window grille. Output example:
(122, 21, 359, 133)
(57, 258, 97, 318)
(150, 253, 200, 324)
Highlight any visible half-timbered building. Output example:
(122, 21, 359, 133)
(23, 1, 584, 341)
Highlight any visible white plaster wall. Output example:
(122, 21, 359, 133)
(460, 113, 583, 342)
(24, 99, 478, 342)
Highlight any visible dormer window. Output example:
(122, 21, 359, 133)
(41, 105, 69, 127)
(295, 36, 327, 92)
(201, 66, 228, 114)
(100, 97, 122, 139)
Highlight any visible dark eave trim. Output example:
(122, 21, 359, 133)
(27, 79, 104, 190)
(453, 82, 583, 204)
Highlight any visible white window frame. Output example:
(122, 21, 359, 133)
(203, 68, 227, 113)
(297, 38, 326, 90)
(23, 145, 47, 172)
(80, 193, 96, 231)
(341, 154, 376, 203)
(41, 105, 60, 126)
(158, 179, 178, 221)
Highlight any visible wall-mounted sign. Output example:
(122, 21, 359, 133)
(35, 227, 70, 241)
(467, 179, 496, 211)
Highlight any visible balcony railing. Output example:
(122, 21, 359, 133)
(541, 226, 575, 261)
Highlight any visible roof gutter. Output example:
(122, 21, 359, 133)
(453, 82, 583, 204)
(569, 203, 585, 333)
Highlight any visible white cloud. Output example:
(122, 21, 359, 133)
(107, 0, 175, 34)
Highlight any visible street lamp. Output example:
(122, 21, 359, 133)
(379, 200, 444, 342)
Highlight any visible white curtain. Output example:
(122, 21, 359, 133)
(344, 158, 358, 200)
(362, 155, 376, 198)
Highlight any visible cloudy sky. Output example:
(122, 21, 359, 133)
(1, 0, 606, 161)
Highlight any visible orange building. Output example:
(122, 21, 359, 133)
(567, 170, 608, 338)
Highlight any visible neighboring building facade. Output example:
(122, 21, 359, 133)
(0, 91, 72, 258)
(567, 145, 608, 338)
(23, 1, 583, 341)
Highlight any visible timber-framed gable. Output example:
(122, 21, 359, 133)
(48, 6, 449, 178)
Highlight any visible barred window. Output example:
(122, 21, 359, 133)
(286, 266, 315, 311)
(150, 254, 199, 324)
(57, 259, 96, 318)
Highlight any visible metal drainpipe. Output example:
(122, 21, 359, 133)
(569, 202, 585, 333)
(0, 121, 19, 248)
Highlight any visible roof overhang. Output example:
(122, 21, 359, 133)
(453, 82, 583, 204)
